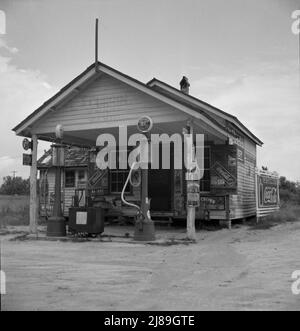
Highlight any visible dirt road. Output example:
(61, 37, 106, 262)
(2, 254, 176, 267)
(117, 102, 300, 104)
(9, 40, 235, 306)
(1, 222, 300, 311)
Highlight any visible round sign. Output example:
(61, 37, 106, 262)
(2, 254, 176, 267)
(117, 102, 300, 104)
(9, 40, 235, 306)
(22, 138, 32, 151)
(137, 116, 153, 133)
(129, 169, 141, 187)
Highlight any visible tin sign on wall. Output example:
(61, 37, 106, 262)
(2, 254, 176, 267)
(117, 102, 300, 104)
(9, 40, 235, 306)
(187, 182, 200, 207)
(258, 175, 279, 207)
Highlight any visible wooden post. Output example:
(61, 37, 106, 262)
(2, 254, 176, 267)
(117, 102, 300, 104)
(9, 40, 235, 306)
(29, 134, 38, 234)
(225, 194, 231, 230)
(187, 192, 196, 240)
(185, 121, 197, 241)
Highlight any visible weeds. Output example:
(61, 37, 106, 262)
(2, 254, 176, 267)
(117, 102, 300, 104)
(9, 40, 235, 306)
(250, 204, 300, 230)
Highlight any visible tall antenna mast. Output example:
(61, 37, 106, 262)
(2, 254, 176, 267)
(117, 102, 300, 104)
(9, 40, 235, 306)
(95, 18, 99, 71)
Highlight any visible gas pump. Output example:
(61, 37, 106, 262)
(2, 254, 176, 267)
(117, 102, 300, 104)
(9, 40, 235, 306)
(68, 147, 105, 236)
(121, 162, 142, 217)
(121, 116, 155, 241)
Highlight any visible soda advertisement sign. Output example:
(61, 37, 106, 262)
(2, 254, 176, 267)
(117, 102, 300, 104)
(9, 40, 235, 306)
(258, 175, 279, 207)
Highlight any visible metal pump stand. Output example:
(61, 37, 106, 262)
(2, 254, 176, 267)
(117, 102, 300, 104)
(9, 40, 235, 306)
(134, 149, 155, 241)
(121, 116, 155, 241)
(47, 125, 66, 237)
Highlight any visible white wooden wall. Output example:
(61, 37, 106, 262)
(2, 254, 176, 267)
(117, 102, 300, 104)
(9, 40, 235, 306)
(231, 137, 257, 219)
(33, 73, 187, 134)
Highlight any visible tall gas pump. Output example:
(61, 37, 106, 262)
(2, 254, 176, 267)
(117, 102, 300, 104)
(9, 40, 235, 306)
(47, 124, 66, 237)
(121, 116, 155, 241)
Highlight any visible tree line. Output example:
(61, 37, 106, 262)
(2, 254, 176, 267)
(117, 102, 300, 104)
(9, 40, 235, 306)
(0, 176, 30, 195)
(0, 175, 299, 205)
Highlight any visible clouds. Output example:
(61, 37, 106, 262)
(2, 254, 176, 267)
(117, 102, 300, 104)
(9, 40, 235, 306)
(0, 38, 18, 54)
(0, 37, 55, 182)
(0, 155, 24, 180)
(192, 60, 300, 181)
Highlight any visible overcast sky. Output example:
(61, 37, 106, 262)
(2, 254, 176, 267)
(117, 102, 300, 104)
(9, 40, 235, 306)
(0, 0, 299, 182)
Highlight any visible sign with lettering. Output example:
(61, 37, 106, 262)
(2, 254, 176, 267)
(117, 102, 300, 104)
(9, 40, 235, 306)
(211, 145, 237, 193)
(88, 168, 107, 188)
(211, 162, 237, 190)
(22, 138, 32, 151)
(200, 196, 226, 210)
(187, 182, 200, 207)
(137, 116, 153, 133)
(226, 122, 245, 148)
(76, 211, 87, 225)
(237, 146, 245, 163)
(258, 175, 279, 207)
(22, 153, 32, 166)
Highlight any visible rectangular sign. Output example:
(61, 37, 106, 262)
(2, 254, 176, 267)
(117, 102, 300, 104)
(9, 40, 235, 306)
(76, 211, 87, 225)
(187, 193, 200, 207)
(22, 153, 32, 166)
(258, 175, 279, 207)
(226, 121, 245, 148)
(210, 145, 237, 193)
(237, 147, 245, 163)
(199, 196, 226, 210)
(211, 161, 237, 189)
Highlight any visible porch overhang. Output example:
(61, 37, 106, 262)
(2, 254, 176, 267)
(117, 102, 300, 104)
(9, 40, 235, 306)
(30, 118, 227, 150)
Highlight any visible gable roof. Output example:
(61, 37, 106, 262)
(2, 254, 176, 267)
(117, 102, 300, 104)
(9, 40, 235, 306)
(147, 78, 263, 146)
(37, 148, 89, 169)
(13, 61, 263, 146)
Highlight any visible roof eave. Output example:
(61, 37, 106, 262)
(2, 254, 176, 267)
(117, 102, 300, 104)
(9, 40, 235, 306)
(148, 78, 263, 146)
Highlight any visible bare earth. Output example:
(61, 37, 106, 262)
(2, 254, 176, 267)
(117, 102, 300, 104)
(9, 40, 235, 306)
(1, 222, 300, 311)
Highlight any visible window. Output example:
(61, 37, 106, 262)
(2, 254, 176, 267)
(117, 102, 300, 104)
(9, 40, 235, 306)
(78, 170, 85, 181)
(109, 148, 131, 194)
(65, 170, 75, 188)
(200, 147, 211, 192)
(110, 170, 131, 194)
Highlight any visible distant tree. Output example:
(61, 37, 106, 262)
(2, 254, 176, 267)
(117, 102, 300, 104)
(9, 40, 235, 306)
(279, 176, 300, 205)
(0, 176, 30, 195)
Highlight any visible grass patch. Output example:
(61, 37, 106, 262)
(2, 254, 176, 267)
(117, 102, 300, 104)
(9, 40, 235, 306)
(250, 204, 300, 230)
(0, 195, 30, 227)
(0, 205, 30, 227)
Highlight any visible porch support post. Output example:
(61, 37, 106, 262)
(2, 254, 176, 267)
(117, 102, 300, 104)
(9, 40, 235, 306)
(29, 134, 38, 234)
(185, 120, 198, 241)
(187, 198, 196, 240)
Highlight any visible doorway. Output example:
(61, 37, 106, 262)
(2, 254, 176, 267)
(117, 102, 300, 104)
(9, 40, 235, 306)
(148, 169, 172, 211)
(148, 142, 173, 212)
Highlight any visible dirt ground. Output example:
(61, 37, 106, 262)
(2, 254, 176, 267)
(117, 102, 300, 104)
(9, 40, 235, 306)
(1, 222, 300, 311)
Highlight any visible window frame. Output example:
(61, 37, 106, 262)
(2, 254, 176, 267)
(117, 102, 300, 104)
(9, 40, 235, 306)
(65, 169, 76, 188)
(108, 148, 133, 195)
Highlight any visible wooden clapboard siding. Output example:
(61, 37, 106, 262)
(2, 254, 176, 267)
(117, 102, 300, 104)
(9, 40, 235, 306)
(33, 73, 187, 134)
(230, 137, 257, 219)
(40, 168, 85, 217)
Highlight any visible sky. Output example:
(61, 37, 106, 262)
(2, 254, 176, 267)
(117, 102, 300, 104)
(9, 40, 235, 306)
(0, 0, 299, 182)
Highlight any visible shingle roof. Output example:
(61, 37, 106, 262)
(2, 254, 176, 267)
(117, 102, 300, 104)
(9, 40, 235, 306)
(37, 147, 89, 169)
(147, 78, 263, 146)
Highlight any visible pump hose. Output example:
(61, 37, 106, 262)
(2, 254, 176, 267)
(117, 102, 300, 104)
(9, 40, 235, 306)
(121, 162, 141, 213)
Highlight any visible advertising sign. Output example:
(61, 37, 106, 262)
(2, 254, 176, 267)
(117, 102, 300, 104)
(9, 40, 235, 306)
(187, 182, 200, 207)
(211, 145, 237, 193)
(258, 175, 279, 207)
(199, 196, 226, 210)
(22, 153, 32, 166)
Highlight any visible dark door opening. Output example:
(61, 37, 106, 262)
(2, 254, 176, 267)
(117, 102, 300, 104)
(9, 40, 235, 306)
(148, 169, 172, 211)
(148, 143, 173, 212)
